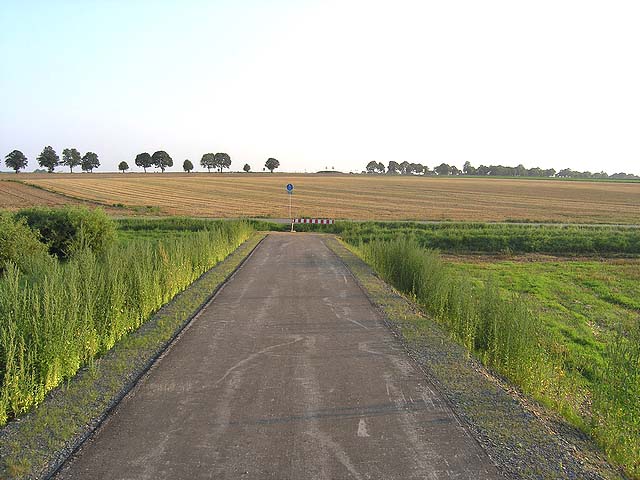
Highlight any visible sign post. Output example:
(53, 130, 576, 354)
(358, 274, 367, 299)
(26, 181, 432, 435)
(286, 183, 294, 232)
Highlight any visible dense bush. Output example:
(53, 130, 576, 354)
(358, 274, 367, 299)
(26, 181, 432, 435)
(16, 206, 116, 258)
(0, 212, 49, 271)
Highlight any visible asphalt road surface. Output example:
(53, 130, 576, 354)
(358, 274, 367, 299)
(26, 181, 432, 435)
(56, 234, 500, 480)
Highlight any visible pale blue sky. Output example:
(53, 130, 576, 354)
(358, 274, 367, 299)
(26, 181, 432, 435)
(1, 0, 639, 173)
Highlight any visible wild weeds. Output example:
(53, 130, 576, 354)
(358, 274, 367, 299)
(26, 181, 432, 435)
(0, 221, 252, 425)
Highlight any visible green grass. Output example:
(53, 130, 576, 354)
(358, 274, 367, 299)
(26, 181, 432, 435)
(449, 259, 640, 349)
(0, 220, 253, 425)
(447, 258, 640, 474)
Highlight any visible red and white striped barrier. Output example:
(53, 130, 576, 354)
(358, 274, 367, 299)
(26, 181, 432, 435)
(293, 218, 335, 224)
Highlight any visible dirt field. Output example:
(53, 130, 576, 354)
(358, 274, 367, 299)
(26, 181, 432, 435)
(2, 173, 639, 223)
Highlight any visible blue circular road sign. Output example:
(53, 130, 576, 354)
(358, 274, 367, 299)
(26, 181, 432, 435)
(286, 183, 294, 193)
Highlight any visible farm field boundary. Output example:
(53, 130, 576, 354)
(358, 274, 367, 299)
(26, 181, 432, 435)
(0, 233, 265, 480)
(323, 236, 622, 479)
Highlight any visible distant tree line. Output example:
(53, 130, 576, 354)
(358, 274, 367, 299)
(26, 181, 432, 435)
(4, 147, 281, 174)
(365, 160, 638, 179)
(4, 147, 100, 174)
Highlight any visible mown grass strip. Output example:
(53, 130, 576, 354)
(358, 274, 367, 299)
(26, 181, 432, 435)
(0, 233, 265, 480)
(323, 235, 622, 480)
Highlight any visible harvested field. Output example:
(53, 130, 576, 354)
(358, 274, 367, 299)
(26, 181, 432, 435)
(0, 179, 126, 214)
(0, 180, 86, 209)
(4, 173, 640, 223)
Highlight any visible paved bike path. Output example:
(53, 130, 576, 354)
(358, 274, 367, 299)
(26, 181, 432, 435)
(56, 234, 500, 479)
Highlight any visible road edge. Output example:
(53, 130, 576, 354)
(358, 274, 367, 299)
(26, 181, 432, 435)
(322, 235, 624, 480)
(0, 233, 267, 480)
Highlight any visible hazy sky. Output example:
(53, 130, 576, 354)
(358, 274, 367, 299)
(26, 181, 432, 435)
(1, 0, 639, 173)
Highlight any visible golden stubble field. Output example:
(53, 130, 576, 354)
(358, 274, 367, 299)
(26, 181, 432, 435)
(2, 173, 640, 223)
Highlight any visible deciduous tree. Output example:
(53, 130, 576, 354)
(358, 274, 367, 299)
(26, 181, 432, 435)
(387, 161, 400, 174)
(463, 161, 476, 175)
(135, 152, 152, 173)
(213, 152, 231, 172)
(37, 146, 59, 173)
(477, 165, 490, 176)
(265, 157, 279, 173)
(81, 152, 100, 172)
(152, 150, 173, 172)
(366, 161, 379, 173)
(62, 148, 82, 173)
(434, 163, 452, 175)
(201, 153, 215, 172)
(243, 163, 251, 173)
(118, 161, 129, 173)
(183, 159, 194, 173)
(4, 150, 28, 173)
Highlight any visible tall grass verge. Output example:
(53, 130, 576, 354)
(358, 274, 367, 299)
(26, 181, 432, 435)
(0, 221, 252, 425)
(592, 322, 640, 476)
(355, 238, 560, 397)
(350, 236, 640, 477)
